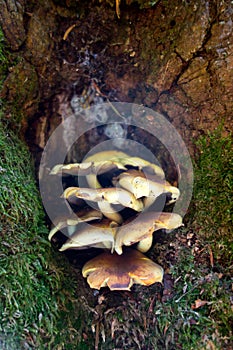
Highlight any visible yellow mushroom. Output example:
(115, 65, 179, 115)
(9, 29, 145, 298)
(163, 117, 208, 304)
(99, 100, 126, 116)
(114, 211, 183, 255)
(83, 150, 164, 188)
(62, 186, 144, 224)
(48, 208, 102, 241)
(59, 220, 117, 252)
(84, 150, 129, 188)
(82, 249, 164, 291)
(111, 156, 165, 179)
(50, 160, 126, 177)
(115, 170, 180, 208)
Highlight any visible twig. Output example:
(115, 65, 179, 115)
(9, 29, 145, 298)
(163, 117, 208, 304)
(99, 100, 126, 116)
(95, 321, 100, 350)
(63, 24, 77, 40)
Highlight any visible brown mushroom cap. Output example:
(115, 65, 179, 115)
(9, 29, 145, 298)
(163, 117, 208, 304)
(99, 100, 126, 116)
(82, 249, 164, 290)
(114, 212, 183, 255)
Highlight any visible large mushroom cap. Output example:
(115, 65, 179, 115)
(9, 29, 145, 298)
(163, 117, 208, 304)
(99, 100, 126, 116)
(82, 249, 164, 291)
(114, 211, 183, 255)
(83, 151, 164, 188)
(84, 150, 129, 162)
(59, 220, 117, 252)
(50, 160, 126, 177)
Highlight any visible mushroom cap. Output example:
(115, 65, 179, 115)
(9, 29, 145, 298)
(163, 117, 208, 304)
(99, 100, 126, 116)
(50, 160, 126, 176)
(59, 220, 117, 252)
(84, 150, 129, 188)
(153, 212, 184, 231)
(114, 211, 183, 255)
(117, 170, 180, 202)
(82, 249, 164, 290)
(63, 186, 144, 224)
(63, 186, 143, 211)
(83, 151, 164, 188)
(111, 156, 165, 179)
(116, 170, 166, 199)
(164, 183, 180, 204)
(48, 208, 102, 241)
(84, 150, 129, 162)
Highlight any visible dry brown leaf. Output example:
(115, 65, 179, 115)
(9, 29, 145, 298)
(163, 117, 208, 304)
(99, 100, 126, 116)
(191, 299, 208, 309)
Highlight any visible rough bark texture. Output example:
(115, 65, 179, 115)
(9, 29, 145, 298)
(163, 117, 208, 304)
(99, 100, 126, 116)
(0, 0, 26, 50)
(1, 0, 232, 160)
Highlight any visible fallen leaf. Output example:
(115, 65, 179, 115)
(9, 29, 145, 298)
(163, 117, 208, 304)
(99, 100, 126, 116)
(191, 299, 208, 309)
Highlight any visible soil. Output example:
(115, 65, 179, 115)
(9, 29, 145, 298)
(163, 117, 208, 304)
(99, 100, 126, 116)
(1, 0, 233, 348)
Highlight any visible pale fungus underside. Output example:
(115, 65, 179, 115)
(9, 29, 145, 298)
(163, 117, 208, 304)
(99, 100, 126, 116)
(49, 150, 183, 290)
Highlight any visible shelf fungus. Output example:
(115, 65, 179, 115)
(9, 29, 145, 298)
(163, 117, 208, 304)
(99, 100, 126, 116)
(49, 149, 183, 291)
(82, 249, 164, 291)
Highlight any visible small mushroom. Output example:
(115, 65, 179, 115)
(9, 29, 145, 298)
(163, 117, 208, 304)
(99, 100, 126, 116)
(114, 212, 183, 255)
(59, 220, 117, 252)
(63, 186, 143, 224)
(111, 156, 165, 179)
(48, 208, 103, 241)
(84, 150, 130, 188)
(82, 248, 164, 291)
(116, 170, 180, 208)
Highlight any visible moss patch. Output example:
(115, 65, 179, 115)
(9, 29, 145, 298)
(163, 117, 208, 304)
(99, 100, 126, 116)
(0, 122, 93, 349)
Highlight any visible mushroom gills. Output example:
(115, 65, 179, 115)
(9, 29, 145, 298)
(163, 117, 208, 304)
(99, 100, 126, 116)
(82, 249, 164, 291)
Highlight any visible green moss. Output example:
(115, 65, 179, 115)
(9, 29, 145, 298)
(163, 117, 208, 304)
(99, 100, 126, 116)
(160, 128, 233, 349)
(193, 128, 233, 268)
(0, 122, 94, 349)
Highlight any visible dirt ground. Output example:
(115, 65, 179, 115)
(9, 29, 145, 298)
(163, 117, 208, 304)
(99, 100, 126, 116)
(1, 0, 233, 348)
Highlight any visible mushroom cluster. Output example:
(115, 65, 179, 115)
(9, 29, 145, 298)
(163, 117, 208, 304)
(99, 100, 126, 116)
(49, 150, 183, 291)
